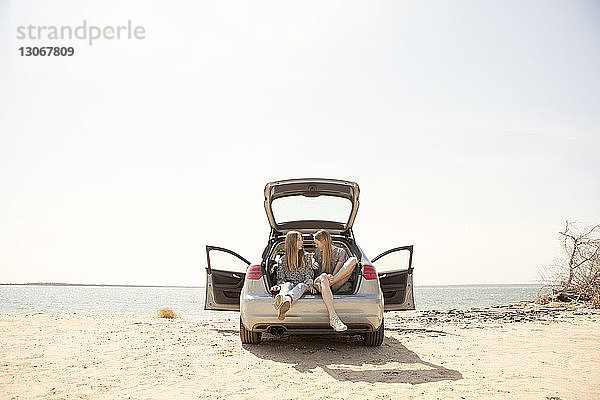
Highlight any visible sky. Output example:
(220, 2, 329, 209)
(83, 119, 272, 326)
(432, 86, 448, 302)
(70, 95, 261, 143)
(0, 0, 599, 286)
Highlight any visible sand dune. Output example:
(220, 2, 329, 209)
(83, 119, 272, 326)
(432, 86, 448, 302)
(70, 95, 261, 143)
(1, 305, 598, 399)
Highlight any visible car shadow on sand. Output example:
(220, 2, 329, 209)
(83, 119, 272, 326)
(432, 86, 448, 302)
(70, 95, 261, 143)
(242, 332, 463, 385)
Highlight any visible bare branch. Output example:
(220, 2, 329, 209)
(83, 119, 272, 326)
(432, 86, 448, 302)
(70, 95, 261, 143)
(539, 220, 600, 307)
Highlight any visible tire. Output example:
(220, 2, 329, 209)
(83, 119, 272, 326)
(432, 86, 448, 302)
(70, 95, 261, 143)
(240, 317, 261, 344)
(363, 318, 384, 346)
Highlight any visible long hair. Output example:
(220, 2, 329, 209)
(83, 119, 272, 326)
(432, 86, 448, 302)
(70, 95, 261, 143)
(285, 231, 305, 271)
(314, 229, 334, 273)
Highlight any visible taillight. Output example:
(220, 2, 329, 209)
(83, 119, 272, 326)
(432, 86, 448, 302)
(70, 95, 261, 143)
(246, 265, 262, 279)
(362, 265, 377, 280)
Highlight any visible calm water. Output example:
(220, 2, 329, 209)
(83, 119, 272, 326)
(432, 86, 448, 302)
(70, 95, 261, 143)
(0, 284, 543, 316)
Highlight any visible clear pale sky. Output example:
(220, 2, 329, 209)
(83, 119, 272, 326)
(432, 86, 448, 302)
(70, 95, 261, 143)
(1, 1, 599, 286)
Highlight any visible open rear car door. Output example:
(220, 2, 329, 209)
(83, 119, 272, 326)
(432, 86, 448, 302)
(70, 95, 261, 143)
(204, 245, 250, 311)
(372, 245, 415, 311)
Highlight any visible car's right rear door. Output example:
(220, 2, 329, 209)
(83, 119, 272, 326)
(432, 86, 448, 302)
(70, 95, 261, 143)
(372, 245, 415, 311)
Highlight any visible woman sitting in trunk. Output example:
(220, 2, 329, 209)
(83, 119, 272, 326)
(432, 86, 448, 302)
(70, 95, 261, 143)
(270, 231, 316, 320)
(312, 229, 358, 332)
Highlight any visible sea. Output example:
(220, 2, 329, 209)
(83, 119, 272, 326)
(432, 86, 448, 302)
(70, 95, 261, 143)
(0, 284, 545, 316)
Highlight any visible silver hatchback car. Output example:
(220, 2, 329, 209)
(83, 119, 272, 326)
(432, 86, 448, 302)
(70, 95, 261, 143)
(204, 178, 415, 346)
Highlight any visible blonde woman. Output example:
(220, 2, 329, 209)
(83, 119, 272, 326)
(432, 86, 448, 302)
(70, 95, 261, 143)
(270, 231, 316, 320)
(312, 229, 358, 332)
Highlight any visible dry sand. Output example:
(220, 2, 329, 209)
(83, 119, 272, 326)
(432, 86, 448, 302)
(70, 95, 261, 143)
(1, 304, 599, 400)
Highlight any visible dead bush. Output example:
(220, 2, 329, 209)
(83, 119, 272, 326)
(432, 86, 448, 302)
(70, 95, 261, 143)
(157, 307, 179, 319)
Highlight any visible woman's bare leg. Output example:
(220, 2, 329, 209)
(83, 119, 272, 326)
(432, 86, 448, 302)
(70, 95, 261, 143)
(315, 274, 337, 319)
(331, 257, 358, 292)
(316, 274, 348, 331)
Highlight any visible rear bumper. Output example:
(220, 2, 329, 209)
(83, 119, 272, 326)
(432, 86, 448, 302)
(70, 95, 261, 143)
(240, 292, 383, 333)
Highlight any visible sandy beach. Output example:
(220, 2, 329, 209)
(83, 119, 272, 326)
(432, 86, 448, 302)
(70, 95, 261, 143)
(1, 304, 599, 400)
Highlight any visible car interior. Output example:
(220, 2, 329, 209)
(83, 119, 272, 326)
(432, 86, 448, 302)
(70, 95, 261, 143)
(265, 236, 361, 295)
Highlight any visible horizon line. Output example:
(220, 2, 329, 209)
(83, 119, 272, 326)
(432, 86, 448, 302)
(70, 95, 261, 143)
(0, 282, 547, 288)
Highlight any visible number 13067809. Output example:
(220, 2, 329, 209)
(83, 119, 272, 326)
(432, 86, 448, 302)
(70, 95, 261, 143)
(19, 47, 75, 56)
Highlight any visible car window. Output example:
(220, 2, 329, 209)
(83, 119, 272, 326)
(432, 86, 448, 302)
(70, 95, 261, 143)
(271, 195, 352, 224)
(372, 249, 411, 274)
(209, 250, 249, 274)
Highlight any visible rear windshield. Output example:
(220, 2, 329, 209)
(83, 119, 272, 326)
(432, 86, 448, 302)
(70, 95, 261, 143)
(271, 195, 352, 224)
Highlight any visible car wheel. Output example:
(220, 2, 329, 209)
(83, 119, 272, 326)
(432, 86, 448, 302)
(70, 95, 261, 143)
(240, 317, 262, 344)
(363, 318, 384, 346)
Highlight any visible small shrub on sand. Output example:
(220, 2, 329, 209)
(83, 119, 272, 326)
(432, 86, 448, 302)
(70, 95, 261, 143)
(157, 307, 179, 319)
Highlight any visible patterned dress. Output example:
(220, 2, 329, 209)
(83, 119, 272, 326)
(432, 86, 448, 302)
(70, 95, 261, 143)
(275, 253, 315, 286)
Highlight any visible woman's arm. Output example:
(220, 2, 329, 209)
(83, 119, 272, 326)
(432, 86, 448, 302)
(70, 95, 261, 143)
(332, 248, 350, 275)
(275, 259, 286, 285)
(299, 254, 313, 287)
(302, 266, 314, 287)
(309, 253, 319, 270)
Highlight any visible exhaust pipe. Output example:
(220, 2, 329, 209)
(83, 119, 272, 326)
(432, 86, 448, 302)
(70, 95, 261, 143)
(268, 326, 286, 336)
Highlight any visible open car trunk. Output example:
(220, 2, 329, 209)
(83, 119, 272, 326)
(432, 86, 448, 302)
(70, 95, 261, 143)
(264, 179, 360, 235)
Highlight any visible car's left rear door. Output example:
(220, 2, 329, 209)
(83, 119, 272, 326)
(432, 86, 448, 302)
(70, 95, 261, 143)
(204, 245, 250, 311)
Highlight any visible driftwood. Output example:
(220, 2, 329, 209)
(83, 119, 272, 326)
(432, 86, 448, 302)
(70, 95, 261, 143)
(539, 221, 600, 308)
